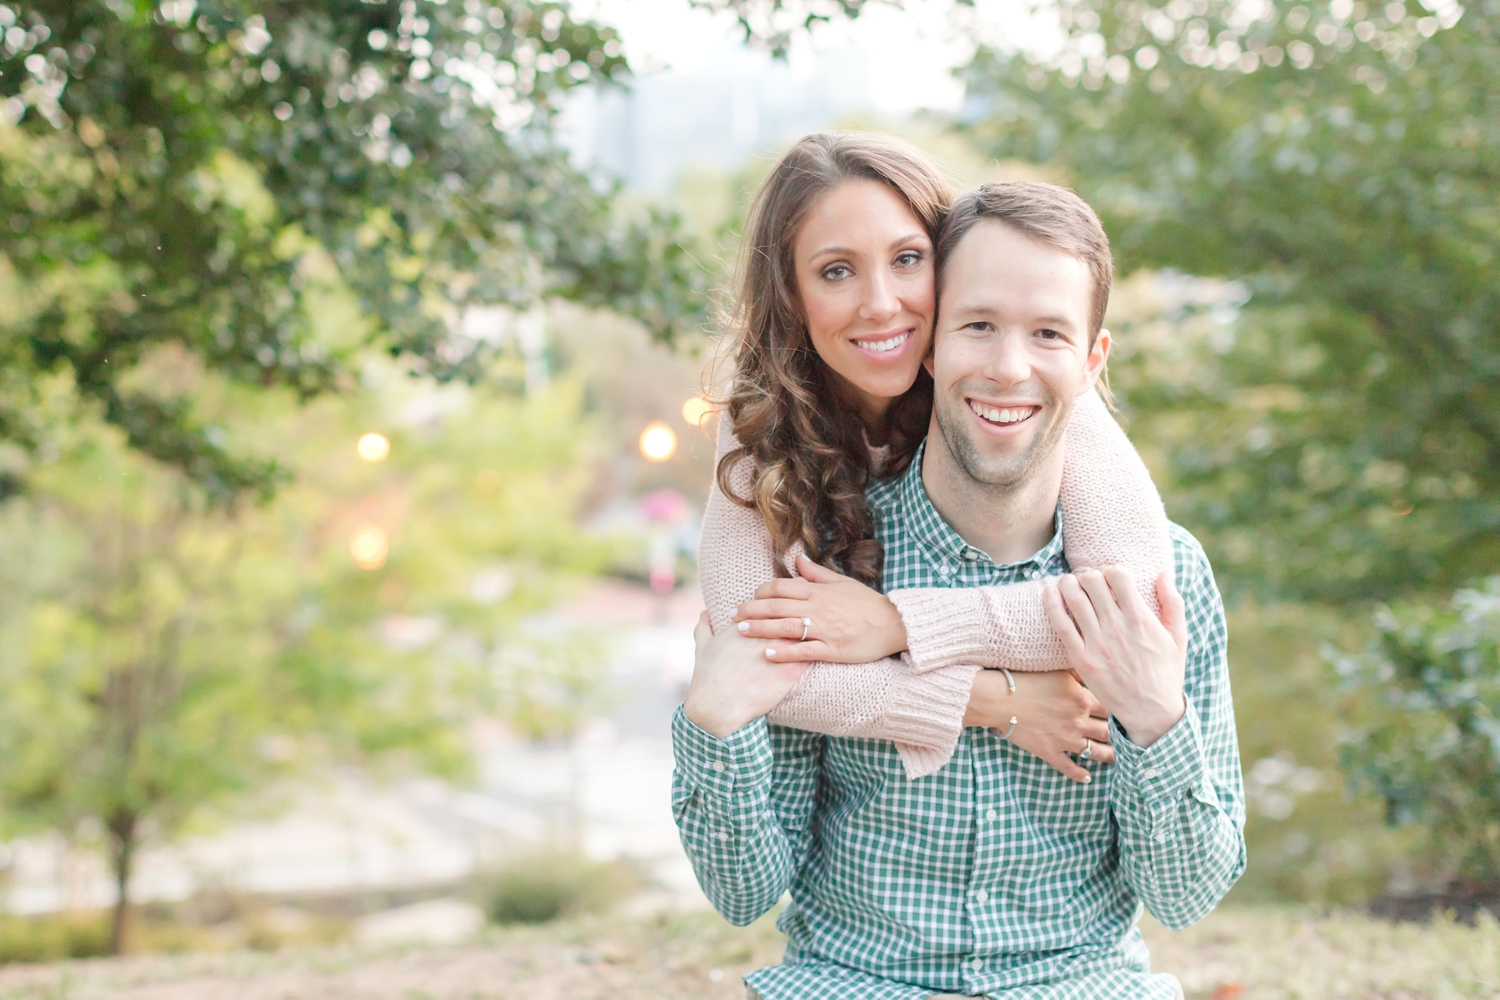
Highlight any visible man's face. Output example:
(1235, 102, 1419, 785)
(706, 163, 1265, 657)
(926, 220, 1110, 491)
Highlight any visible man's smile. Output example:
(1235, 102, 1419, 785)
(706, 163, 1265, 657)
(966, 398, 1040, 429)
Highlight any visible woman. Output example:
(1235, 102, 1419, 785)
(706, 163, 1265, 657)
(694, 132, 1172, 780)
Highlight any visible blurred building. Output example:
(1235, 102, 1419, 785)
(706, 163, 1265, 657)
(561, 42, 874, 193)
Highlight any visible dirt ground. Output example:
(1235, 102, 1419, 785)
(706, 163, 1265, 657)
(0, 905, 1496, 1000)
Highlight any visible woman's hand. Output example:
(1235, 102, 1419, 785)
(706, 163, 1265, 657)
(963, 668, 1115, 783)
(732, 554, 908, 664)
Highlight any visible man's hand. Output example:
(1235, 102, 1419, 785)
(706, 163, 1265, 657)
(1043, 568, 1188, 749)
(683, 612, 811, 739)
(964, 668, 1115, 783)
(732, 554, 908, 663)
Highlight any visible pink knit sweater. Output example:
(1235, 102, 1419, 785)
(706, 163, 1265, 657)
(698, 389, 1173, 779)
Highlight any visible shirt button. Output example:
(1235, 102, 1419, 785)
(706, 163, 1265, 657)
(938, 564, 953, 576)
(985, 809, 997, 822)
(963, 550, 979, 561)
(1153, 831, 1168, 844)
(716, 831, 730, 842)
(1143, 767, 1158, 780)
(970, 958, 984, 972)
(973, 889, 989, 903)
(711, 761, 726, 773)
(1028, 569, 1041, 580)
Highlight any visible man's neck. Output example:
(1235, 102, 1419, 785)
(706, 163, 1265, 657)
(920, 429, 1064, 566)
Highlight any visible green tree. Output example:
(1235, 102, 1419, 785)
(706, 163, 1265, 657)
(0, 353, 614, 952)
(0, 0, 709, 500)
(1333, 578, 1500, 886)
(957, 0, 1498, 604)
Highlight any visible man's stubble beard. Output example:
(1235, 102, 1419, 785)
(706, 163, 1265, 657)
(930, 383, 1070, 496)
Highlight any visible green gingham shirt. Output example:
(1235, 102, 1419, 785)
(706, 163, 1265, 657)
(672, 441, 1246, 999)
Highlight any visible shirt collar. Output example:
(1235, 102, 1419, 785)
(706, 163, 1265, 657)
(895, 438, 1066, 575)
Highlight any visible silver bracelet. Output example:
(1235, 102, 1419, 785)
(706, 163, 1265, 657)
(1001, 667, 1016, 694)
(998, 715, 1018, 741)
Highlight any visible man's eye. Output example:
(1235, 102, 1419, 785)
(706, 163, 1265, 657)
(967, 322, 992, 332)
(1038, 328, 1062, 340)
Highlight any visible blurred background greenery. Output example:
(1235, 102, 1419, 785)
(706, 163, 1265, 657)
(0, 0, 1495, 966)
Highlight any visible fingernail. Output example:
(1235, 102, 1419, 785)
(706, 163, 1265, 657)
(1081, 774, 1092, 784)
(765, 649, 777, 658)
(737, 622, 749, 632)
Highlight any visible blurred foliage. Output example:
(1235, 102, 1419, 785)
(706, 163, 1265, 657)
(960, 0, 1499, 605)
(682, 0, 926, 56)
(477, 850, 638, 924)
(0, 350, 614, 950)
(0, 0, 711, 500)
(1333, 578, 1500, 887)
(1223, 603, 1412, 902)
(0, 911, 111, 963)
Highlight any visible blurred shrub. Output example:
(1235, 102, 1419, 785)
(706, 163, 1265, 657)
(0, 913, 110, 964)
(1224, 604, 1408, 904)
(1334, 578, 1500, 888)
(477, 852, 638, 925)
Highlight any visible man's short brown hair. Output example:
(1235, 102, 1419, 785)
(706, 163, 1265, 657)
(936, 182, 1114, 341)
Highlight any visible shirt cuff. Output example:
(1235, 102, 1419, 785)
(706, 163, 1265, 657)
(671, 707, 776, 795)
(1109, 697, 1210, 804)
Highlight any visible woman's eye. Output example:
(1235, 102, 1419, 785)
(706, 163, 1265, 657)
(894, 251, 924, 268)
(822, 265, 851, 281)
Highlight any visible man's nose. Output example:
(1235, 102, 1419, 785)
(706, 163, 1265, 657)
(982, 333, 1032, 387)
(857, 269, 900, 323)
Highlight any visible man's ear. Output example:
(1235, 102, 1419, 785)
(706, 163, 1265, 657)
(1079, 327, 1112, 394)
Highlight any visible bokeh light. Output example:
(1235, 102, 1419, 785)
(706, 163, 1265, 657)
(639, 422, 677, 462)
(681, 395, 713, 426)
(350, 526, 389, 570)
(357, 432, 391, 462)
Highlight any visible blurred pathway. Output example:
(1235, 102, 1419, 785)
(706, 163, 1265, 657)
(1, 582, 707, 916)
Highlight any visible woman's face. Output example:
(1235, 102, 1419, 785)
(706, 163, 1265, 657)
(793, 178, 935, 423)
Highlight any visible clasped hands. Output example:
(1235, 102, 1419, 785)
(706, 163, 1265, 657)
(685, 554, 1189, 767)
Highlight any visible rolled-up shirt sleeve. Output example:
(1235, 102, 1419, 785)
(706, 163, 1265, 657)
(1107, 530, 1246, 930)
(670, 709, 824, 926)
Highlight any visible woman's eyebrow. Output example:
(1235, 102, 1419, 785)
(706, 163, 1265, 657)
(888, 232, 928, 249)
(807, 234, 929, 262)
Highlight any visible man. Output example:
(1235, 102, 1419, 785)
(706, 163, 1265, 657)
(672, 183, 1246, 999)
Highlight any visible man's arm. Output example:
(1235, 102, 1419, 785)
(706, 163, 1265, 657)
(672, 615, 823, 925)
(1044, 530, 1247, 929)
(671, 713, 823, 925)
(1108, 538, 1245, 927)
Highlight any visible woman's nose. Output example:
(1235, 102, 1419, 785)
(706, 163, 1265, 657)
(858, 270, 900, 322)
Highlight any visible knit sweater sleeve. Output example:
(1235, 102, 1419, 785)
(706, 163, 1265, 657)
(888, 388, 1175, 673)
(698, 417, 974, 780)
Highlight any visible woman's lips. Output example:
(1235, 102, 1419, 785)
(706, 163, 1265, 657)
(851, 329, 913, 359)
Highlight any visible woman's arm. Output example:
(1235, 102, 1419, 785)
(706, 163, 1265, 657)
(736, 389, 1174, 675)
(893, 388, 1173, 672)
(700, 417, 974, 778)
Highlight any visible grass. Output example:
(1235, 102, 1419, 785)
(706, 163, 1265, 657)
(0, 905, 1494, 999)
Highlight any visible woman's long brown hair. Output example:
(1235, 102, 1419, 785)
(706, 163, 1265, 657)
(716, 133, 952, 587)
